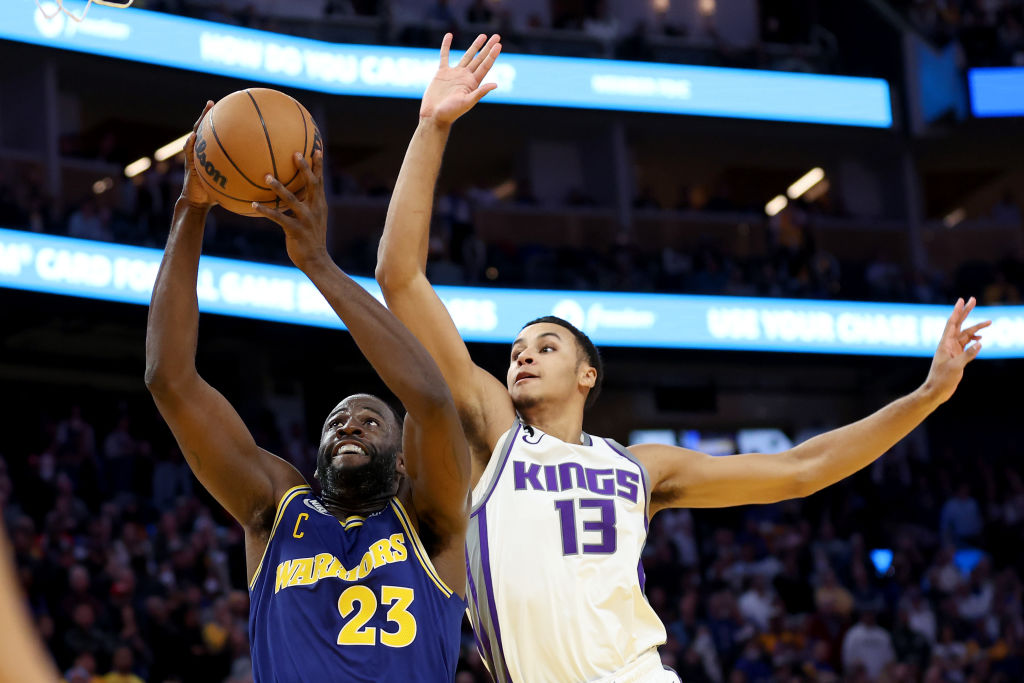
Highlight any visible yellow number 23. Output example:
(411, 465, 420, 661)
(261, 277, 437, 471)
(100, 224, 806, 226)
(337, 585, 417, 648)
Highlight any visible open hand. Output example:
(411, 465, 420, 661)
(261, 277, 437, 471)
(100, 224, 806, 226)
(921, 297, 990, 405)
(252, 151, 329, 271)
(420, 33, 502, 126)
(180, 101, 216, 209)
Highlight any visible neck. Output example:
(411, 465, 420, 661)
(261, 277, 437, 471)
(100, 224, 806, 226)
(519, 402, 586, 444)
(320, 488, 395, 520)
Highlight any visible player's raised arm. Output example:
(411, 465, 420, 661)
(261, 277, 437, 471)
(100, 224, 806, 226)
(255, 151, 472, 570)
(145, 102, 303, 535)
(636, 298, 990, 515)
(375, 33, 515, 466)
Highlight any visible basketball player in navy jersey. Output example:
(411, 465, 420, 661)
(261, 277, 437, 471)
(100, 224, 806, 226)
(146, 103, 470, 681)
(375, 34, 991, 681)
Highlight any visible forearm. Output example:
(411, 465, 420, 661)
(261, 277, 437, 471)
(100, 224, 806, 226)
(0, 526, 60, 682)
(376, 118, 451, 285)
(144, 198, 209, 389)
(792, 386, 942, 495)
(302, 255, 451, 414)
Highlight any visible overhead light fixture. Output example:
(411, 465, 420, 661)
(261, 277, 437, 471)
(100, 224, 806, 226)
(124, 157, 152, 178)
(765, 194, 788, 217)
(786, 167, 825, 200)
(92, 177, 114, 195)
(943, 208, 965, 228)
(154, 132, 191, 162)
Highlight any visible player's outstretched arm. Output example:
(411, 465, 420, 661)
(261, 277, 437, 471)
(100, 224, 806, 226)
(145, 102, 304, 536)
(635, 298, 990, 515)
(0, 514, 60, 683)
(375, 33, 515, 467)
(256, 153, 471, 578)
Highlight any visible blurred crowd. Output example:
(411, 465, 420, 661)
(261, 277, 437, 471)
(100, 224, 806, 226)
(2, 169, 1023, 307)
(896, 0, 1024, 66)
(3, 395, 1022, 683)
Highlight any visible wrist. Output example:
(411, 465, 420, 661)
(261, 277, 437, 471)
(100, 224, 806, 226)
(416, 115, 452, 135)
(294, 249, 334, 274)
(176, 195, 213, 213)
(911, 382, 945, 411)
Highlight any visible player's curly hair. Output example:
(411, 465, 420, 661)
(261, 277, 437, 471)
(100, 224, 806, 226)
(521, 316, 603, 409)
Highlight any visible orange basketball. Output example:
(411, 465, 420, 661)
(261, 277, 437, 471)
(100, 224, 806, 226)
(193, 88, 322, 216)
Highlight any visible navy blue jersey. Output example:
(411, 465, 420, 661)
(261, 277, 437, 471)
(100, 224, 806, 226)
(249, 485, 465, 682)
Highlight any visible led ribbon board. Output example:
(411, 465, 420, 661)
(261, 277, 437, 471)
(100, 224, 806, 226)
(4, 1, 892, 126)
(2, 228, 1021, 357)
(968, 67, 1024, 117)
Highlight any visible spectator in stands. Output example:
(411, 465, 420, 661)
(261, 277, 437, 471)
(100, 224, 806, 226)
(842, 607, 896, 680)
(940, 483, 984, 546)
(465, 0, 494, 25)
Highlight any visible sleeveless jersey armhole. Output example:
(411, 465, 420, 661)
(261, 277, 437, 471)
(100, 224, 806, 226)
(389, 498, 457, 599)
(248, 485, 313, 591)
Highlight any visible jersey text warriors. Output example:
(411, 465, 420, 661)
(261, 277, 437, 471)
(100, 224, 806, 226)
(249, 486, 465, 682)
(467, 420, 671, 682)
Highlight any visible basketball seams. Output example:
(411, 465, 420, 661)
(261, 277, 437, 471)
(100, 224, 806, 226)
(272, 99, 308, 189)
(246, 90, 280, 185)
(208, 112, 272, 192)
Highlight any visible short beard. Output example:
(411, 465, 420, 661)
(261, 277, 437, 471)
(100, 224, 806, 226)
(316, 447, 398, 501)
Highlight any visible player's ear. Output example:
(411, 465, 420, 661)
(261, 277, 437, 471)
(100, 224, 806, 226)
(395, 453, 407, 475)
(579, 364, 597, 389)
(313, 469, 320, 481)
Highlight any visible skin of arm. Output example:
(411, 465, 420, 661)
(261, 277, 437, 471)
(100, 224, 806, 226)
(144, 103, 304, 578)
(0, 515, 60, 683)
(255, 151, 472, 591)
(636, 297, 990, 516)
(375, 34, 516, 477)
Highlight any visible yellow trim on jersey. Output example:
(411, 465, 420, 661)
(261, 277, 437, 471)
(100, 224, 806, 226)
(340, 514, 366, 530)
(390, 498, 454, 598)
(248, 485, 313, 591)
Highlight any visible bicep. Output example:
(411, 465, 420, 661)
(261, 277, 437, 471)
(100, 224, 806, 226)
(150, 375, 304, 527)
(635, 444, 805, 512)
(381, 274, 515, 447)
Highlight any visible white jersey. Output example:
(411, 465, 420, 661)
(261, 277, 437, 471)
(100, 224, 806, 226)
(466, 419, 671, 682)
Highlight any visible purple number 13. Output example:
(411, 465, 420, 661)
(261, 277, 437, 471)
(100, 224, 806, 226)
(554, 498, 617, 555)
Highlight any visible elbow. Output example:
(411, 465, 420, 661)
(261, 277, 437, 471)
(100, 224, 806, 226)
(144, 362, 171, 396)
(144, 359, 191, 398)
(374, 260, 407, 295)
(788, 454, 823, 499)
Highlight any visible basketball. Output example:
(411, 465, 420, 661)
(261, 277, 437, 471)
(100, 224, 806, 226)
(193, 88, 322, 216)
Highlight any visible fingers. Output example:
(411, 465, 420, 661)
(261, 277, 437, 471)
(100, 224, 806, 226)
(251, 201, 295, 229)
(469, 82, 499, 106)
(474, 43, 502, 82)
(962, 296, 977, 321)
(468, 35, 501, 73)
(961, 341, 983, 365)
(292, 152, 320, 191)
(458, 34, 488, 69)
(439, 32, 453, 68)
(193, 100, 214, 133)
(264, 173, 307, 220)
(960, 320, 992, 339)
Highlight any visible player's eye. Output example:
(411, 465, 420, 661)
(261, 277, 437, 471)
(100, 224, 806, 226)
(365, 418, 379, 427)
(541, 345, 554, 352)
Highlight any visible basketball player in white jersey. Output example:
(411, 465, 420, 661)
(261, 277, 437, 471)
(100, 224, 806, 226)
(376, 33, 990, 682)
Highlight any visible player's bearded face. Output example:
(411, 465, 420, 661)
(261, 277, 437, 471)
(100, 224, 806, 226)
(316, 441, 398, 500)
(315, 397, 402, 499)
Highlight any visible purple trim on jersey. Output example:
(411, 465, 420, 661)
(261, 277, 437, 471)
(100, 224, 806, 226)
(477, 506, 512, 681)
(471, 422, 522, 518)
(637, 559, 646, 591)
(465, 551, 496, 669)
(603, 438, 651, 521)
